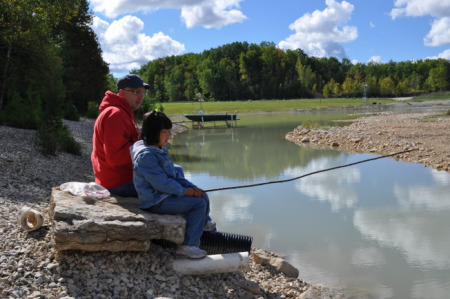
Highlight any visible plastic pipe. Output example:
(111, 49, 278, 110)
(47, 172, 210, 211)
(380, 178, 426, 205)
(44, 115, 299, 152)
(18, 206, 44, 231)
(173, 252, 249, 275)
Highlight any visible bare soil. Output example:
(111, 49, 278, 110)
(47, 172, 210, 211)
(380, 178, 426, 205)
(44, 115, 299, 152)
(286, 104, 450, 172)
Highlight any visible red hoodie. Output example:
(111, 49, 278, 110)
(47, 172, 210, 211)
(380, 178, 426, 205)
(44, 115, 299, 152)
(91, 91, 140, 189)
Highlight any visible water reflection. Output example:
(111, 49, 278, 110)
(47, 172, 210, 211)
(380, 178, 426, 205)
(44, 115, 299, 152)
(173, 112, 450, 299)
(286, 155, 361, 212)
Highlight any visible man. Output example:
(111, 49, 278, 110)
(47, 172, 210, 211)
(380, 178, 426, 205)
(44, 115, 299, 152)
(91, 74, 149, 197)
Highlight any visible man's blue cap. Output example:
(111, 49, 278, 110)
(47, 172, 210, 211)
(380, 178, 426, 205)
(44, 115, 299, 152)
(116, 74, 149, 91)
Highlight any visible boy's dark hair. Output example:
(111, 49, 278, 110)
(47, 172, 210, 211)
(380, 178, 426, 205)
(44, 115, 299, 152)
(141, 110, 172, 145)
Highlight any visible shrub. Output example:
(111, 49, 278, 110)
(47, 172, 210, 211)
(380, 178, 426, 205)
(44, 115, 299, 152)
(35, 118, 81, 156)
(64, 103, 80, 121)
(86, 101, 99, 119)
(301, 120, 320, 129)
(3, 91, 42, 129)
(135, 96, 161, 120)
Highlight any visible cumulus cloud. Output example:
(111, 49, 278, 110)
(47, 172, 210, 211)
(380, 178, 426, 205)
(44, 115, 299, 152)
(278, 0, 357, 59)
(91, 0, 246, 29)
(425, 49, 450, 60)
(390, 0, 450, 19)
(180, 0, 247, 29)
(368, 56, 382, 64)
(390, 0, 450, 47)
(424, 17, 450, 46)
(92, 15, 185, 74)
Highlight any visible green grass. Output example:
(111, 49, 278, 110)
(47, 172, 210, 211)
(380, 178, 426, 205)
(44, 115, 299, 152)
(413, 91, 450, 101)
(160, 92, 450, 116)
(162, 98, 397, 115)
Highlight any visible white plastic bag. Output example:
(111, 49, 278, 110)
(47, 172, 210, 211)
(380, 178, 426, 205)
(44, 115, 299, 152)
(60, 182, 110, 199)
(84, 182, 111, 199)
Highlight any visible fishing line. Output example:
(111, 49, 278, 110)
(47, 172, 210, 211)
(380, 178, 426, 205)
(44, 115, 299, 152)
(203, 149, 417, 192)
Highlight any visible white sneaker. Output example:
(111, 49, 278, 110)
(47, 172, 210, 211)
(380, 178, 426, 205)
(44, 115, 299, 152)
(175, 245, 207, 259)
(204, 219, 216, 231)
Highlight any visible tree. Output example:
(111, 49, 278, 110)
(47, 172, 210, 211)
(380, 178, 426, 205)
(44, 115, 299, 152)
(0, 0, 78, 113)
(427, 66, 449, 92)
(296, 60, 315, 95)
(379, 77, 396, 96)
(342, 75, 355, 97)
(56, 0, 109, 115)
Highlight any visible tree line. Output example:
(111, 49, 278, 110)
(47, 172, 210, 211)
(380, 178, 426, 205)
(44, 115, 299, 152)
(2, 0, 450, 133)
(138, 41, 450, 103)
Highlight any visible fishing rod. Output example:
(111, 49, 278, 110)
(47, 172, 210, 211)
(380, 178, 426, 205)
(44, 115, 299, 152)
(203, 148, 417, 192)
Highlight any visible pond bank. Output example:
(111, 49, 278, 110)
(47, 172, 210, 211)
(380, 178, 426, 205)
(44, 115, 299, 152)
(285, 100, 450, 173)
(1, 119, 328, 298)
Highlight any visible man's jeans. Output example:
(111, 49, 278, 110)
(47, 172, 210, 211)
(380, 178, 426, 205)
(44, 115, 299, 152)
(108, 181, 138, 198)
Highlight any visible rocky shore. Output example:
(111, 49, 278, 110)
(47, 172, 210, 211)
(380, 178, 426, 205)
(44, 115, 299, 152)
(285, 101, 450, 173)
(1, 119, 332, 298)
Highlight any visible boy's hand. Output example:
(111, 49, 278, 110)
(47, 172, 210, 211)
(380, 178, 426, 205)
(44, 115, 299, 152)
(184, 187, 205, 197)
(193, 187, 205, 197)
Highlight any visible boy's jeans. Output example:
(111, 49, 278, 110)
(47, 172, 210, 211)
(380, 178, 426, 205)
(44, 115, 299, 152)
(146, 194, 211, 247)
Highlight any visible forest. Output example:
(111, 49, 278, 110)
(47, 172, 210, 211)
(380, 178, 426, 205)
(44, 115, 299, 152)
(138, 41, 450, 103)
(1, 0, 450, 135)
(0, 0, 109, 129)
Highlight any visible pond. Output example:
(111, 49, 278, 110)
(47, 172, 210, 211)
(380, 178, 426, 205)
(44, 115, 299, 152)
(170, 108, 450, 298)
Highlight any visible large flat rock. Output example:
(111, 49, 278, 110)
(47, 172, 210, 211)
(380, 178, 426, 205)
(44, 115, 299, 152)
(49, 187, 185, 252)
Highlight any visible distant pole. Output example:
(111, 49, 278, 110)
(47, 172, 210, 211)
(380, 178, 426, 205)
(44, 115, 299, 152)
(363, 84, 368, 102)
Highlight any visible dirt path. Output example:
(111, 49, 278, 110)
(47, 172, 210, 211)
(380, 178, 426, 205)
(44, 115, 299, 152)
(285, 109, 450, 172)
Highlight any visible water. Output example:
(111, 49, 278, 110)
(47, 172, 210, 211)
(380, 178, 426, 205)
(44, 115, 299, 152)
(171, 109, 450, 298)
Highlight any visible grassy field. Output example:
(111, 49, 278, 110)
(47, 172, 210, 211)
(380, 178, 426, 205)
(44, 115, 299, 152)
(161, 98, 390, 115)
(161, 92, 450, 116)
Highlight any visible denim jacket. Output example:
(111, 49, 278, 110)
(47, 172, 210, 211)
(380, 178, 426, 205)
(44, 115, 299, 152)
(130, 140, 195, 209)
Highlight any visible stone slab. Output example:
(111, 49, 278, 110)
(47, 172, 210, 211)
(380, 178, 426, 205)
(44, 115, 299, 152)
(49, 187, 185, 252)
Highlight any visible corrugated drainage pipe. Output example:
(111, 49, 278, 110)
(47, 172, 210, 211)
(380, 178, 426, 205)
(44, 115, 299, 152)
(152, 231, 253, 254)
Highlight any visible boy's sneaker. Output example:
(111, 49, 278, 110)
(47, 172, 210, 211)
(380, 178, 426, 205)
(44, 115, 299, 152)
(175, 245, 207, 259)
(204, 219, 216, 231)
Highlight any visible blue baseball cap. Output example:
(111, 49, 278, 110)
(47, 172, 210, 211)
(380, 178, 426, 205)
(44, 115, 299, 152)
(116, 74, 149, 91)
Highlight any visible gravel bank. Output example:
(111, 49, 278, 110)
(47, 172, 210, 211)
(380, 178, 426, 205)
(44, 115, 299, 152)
(285, 103, 450, 173)
(1, 119, 325, 298)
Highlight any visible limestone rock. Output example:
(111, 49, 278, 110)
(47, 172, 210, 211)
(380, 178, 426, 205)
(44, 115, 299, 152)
(269, 257, 299, 278)
(238, 280, 261, 294)
(251, 251, 271, 265)
(49, 187, 185, 251)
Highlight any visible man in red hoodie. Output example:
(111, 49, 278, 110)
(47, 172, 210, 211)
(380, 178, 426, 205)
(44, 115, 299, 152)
(91, 74, 149, 197)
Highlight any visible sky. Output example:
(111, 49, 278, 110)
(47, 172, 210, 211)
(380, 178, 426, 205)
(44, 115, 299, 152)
(89, 0, 450, 77)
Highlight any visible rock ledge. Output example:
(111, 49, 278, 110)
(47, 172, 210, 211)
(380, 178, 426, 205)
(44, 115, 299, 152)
(49, 187, 185, 251)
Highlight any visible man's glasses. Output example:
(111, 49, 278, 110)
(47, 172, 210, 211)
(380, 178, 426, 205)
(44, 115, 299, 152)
(123, 89, 148, 96)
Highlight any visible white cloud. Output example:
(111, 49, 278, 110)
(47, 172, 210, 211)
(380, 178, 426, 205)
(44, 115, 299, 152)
(370, 21, 375, 28)
(368, 56, 382, 64)
(426, 49, 450, 60)
(181, 0, 247, 29)
(91, 0, 246, 29)
(424, 17, 450, 47)
(278, 0, 357, 59)
(92, 15, 185, 75)
(390, 0, 450, 47)
(390, 0, 450, 19)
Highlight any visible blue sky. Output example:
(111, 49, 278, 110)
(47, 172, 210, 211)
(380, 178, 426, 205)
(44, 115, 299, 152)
(90, 0, 450, 77)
